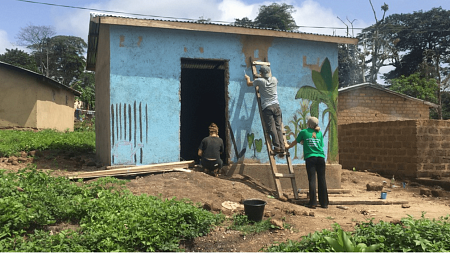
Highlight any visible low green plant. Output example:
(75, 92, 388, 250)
(228, 214, 275, 235)
(325, 228, 382, 252)
(0, 129, 95, 157)
(263, 215, 450, 252)
(0, 166, 224, 252)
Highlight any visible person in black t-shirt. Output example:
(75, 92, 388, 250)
(198, 123, 224, 176)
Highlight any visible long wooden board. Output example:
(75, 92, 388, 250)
(291, 199, 408, 205)
(69, 160, 194, 179)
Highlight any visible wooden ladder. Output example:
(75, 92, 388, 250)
(250, 60, 299, 200)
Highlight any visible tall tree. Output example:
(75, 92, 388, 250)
(254, 3, 297, 31)
(0, 48, 39, 72)
(15, 24, 56, 76)
(338, 44, 364, 87)
(381, 7, 450, 119)
(46, 35, 87, 86)
(357, 1, 390, 83)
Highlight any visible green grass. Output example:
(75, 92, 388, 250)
(0, 166, 224, 252)
(0, 129, 95, 157)
(228, 213, 278, 235)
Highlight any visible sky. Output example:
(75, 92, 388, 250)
(1, 0, 449, 82)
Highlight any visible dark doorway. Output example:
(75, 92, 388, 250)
(180, 58, 228, 164)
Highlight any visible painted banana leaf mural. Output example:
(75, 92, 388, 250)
(296, 58, 338, 163)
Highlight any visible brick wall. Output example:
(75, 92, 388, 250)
(338, 86, 430, 125)
(416, 120, 450, 177)
(339, 120, 450, 178)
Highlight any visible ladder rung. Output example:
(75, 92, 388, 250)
(274, 173, 295, 178)
(252, 61, 270, 66)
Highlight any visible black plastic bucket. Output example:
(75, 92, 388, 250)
(243, 199, 267, 222)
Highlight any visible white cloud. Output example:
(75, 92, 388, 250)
(218, 0, 259, 22)
(0, 30, 12, 54)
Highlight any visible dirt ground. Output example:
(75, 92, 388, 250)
(1, 150, 450, 252)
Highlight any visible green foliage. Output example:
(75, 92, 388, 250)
(389, 72, 438, 103)
(228, 214, 274, 235)
(254, 3, 297, 31)
(235, 3, 297, 31)
(47, 35, 87, 86)
(0, 167, 224, 252)
(74, 117, 95, 132)
(0, 48, 39, 72)
(338, 44, 363, 87)
(234, 17, 254, 27)
(263, 216, 450, 252)
(325, 228, 381, 252)
(0, 129, 95, 157)
(73, 71, 95, 110)
(382, 7, 450, 80)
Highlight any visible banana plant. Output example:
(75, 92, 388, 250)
(325, 228, 382, 252)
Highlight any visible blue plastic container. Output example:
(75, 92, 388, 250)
(380, 192, 387, 199)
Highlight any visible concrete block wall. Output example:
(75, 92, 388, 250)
(338, 87, 430, 125)
(339, 120, 450, 178)
(416, 120, 450, 177)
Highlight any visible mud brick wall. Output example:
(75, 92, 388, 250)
(338, 86, 430, 125)
(339, 120, 450, 178)
(416, 120, 450, 177)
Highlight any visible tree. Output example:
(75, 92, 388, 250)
(0, 48, 39, 72)
(234, 3, 297, 31)
(357, 1, 390, 83)
(389, 72, 438, 103)
(46, 35, 87, 86)
(234, 17, 254, 27)
(380, 7, 450, 119)
(73, 71, 95, 110)
(15, 24, 56, 76)
(338, 44, 364, 87)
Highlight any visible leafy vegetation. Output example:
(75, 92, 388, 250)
(228, 214, 277, 235)
(263, 215, 450, 252)
(0, 167, 224, 252)
(0, 129, 95, 157)
(235, 3, 297, 31)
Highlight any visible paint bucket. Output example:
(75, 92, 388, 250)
(380, 192, 387, 199)
(243, 199, 267, 222)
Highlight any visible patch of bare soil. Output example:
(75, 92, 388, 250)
(1, 152, 450, 252)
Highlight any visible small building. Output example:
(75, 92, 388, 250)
(86, 14, 357, 167)
(338, 83, 438, 125)
(0, 61, 81, 131)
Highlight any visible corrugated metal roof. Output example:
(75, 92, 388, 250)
(338, 82, 439, 108)
(90, 12, 352, 40)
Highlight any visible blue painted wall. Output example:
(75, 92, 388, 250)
(108, 25, 337, 165)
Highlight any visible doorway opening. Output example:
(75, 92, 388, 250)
(180, 58, 228, 164)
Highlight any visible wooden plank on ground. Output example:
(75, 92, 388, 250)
(69, 160, 194, 179)
(291, 199, 408, 205)
(298, 189, 351, 194)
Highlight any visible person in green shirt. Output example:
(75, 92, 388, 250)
(286, 117, 329, 209)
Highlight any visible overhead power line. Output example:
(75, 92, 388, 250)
(15, 0, 450, 33)
(15, 0, 365, 30)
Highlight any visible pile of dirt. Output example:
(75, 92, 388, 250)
(1, 152, 450, 252)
